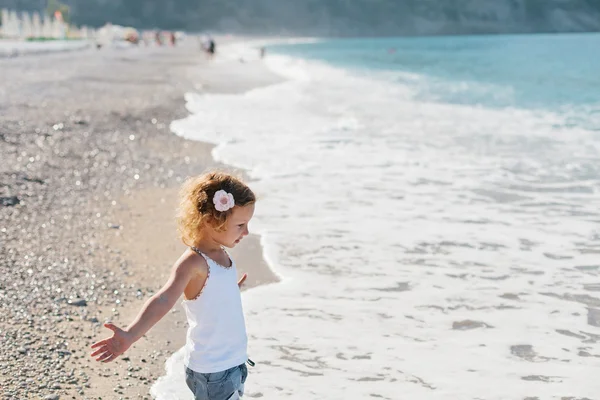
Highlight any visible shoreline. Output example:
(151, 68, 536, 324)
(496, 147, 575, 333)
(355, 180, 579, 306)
(0, 37, 283, 399)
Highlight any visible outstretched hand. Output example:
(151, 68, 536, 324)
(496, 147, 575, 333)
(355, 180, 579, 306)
(90, 323, 134, 363)
(90, 274, 247, 363)
(238, 273, 247, 289)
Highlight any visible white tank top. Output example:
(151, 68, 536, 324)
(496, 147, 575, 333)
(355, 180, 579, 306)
(182, 248, 248, 373)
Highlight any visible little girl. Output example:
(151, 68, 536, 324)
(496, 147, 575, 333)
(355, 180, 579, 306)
(91, 171, 256, 400)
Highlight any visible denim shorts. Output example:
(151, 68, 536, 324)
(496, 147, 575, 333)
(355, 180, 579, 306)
(185, 364, 248, 400)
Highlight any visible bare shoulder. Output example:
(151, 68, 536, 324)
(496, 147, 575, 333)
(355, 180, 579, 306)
(172, 248, 208, 278)
(155, 249, 209, 303)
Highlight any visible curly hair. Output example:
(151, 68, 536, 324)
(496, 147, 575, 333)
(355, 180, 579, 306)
(177, 171, 256, 247)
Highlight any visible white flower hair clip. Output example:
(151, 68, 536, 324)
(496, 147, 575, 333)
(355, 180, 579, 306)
(213, 190, 235, 212)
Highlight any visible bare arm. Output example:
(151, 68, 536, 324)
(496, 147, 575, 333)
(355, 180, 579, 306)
(125, 255, 203, 341)
(90, 252, 205, 362)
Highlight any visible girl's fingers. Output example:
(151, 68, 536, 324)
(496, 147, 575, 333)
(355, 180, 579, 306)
(90, 339, 107, 349)
(237, 273, 247, 288)
(95, 351, 112, 362)
(103, 353, 118, 363)
(104, 322, 120, 333)
(90, 346, 107, 357)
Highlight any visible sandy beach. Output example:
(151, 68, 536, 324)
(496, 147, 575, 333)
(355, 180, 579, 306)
(0, 38, 280, 399)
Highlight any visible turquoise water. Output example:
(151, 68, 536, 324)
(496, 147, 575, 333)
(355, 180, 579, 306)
(270, 34, 600, 114)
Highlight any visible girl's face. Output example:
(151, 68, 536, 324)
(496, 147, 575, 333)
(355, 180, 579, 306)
(211, 203, 255, 248)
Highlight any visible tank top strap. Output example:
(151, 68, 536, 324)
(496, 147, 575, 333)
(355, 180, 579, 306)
(190, 246, 234, 269)
(190, 246, 210, 263)
(222, 248, 236, 267)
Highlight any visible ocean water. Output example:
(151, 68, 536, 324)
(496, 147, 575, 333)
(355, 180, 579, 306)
(154, 34, 600, 399)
